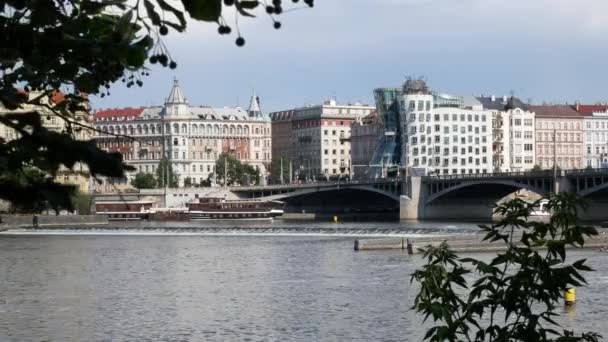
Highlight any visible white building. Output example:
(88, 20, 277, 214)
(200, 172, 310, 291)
(93, 79, 272, 190)
(400, 79, 493, 175)
(478, 96, 536, 172)
(579, 104, 608, 168)
(270, 99, 375, 180)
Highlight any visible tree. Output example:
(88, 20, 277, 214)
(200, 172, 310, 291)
(531, 164, 543, 172)
(0, 0, 312, 211)
(271, 157, 291, 184)
(155, 158, 178, 188)
(412, 193, 601, 342)
(199, 177, 212, 187)
(71, 191, 92, 215)
(213, 152, 261, 186)
(131, 172, 157, 189)
(183, 176, 193, 187)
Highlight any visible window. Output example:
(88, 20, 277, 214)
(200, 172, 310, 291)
(524, 119, 533, 126)
(514, 119, 522, 126)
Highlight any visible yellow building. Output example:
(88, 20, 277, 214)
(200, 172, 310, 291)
(0, 91, 94, 194)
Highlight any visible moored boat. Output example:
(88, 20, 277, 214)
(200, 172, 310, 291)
(186, 197, 284, 220)
(95, 200, 154, 221)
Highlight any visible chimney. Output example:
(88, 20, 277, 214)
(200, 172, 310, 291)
(490, 95, 496, 102)
(576, 101, 580, 111)
(503, 95, 508, 103)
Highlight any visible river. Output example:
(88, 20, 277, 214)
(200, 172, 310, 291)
(1, 221, 607, 341)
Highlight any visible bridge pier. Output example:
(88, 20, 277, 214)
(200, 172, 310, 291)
(399, 176, 424, 220)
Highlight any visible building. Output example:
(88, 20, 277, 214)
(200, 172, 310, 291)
(350, 110, 382, 179)
(365, 87, 404, 178)
(400, 79, 493, 175)
(93, 79, 272, 190)
(0, 91, 93, 194)
(477, 96, 536, 172)
(270, 100, 375, 180)
(529, 105, 584, 170)
(576, 104, 608, 168)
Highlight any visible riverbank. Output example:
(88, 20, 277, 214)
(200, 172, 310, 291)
(354, 230, 608, 253)
(0, 214, 109, 229)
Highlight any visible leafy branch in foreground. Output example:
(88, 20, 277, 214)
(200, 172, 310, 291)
(412, 193, 601, 342)
(0, 0, 312, 211)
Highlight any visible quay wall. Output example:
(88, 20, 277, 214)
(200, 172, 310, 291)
(1, 215, 109, 228)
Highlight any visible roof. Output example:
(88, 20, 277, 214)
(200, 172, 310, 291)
(93, 107, 145, 119)
(574, 104, 608, 116)
(165, 78, 187, 104)
(528, 105, 583, 118)
(477, 96, 529, 111)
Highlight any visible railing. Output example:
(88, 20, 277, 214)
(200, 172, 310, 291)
(422, 170, 555, 181)
(564, 168, 608, 176)
(231, 178, 402, 191)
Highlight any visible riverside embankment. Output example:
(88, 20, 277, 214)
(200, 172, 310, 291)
(354, 230, 608, 253)
(0, 214, 108, 229)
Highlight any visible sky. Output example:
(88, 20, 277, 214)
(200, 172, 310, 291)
(91, 0, 608, 112)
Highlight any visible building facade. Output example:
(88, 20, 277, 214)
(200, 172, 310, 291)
(270, 100, 375, 180)
(400, 79, 493, 175)
(350, 110, 382, 179)
(478, 96, 536, 172)
(0, 91, 93, 194)
(576, 104, 608, 168)
(529, 105, 584, 170)
(93, 80, 272, 190)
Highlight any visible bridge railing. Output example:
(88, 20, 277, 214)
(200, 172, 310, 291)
(564, 168, 608, 177)
(422, 170, 556, 182)
(231, 178, 403, 191)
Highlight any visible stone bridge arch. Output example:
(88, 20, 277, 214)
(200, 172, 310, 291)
(578, 182, 608, 198)
(425, 179, 551, 204)
(260, 185, 401, 202)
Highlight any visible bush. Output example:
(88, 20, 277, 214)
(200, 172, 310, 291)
(412, 193, 601, 341)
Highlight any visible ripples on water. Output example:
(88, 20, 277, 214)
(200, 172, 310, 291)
(1, 222, 607, 341)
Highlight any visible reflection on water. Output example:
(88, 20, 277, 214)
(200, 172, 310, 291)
(0, 229, 607, 341)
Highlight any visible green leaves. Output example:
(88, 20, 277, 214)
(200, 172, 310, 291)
(181, 0, 222, 22)
(131, 172, 157, 189)
(412, 193, 601, 342)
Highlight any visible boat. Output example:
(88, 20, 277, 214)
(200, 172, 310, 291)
(186, 197, 285, 220)
(530, 199, 550, 217)
(95, 200, 155, 221)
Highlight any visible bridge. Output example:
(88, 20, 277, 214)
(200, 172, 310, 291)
(231, 178, 403, 201)
(231, 169, 608, 221)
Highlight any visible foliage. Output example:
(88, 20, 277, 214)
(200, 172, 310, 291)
(412, 193, 601, 342)
(0, 0, 312, 211)
(213, 152, 261, 186)
(155, 158, 179, 188)
(199, 177, 212, 187)
(131, 172, 157, 189)
(183, 176, 193, 187)
(271, 157, 291, 184)
(71, 192, 92, 215)
(531, 164, 543, 172)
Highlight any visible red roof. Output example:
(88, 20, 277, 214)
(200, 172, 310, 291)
(574, 104, 608, 116)
(528, 105, 583, 118)
(93, 107, 145, 120)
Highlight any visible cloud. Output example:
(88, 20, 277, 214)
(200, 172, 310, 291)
(91, 0, 608, 112)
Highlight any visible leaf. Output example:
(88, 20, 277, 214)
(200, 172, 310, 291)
(182, 0, 222, 22)
(238, 0, 259, 9)
(157, 0, 187, 30)
(144, 0, 161, 26)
